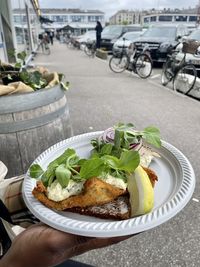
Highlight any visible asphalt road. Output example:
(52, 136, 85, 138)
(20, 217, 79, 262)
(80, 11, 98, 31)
(33, 42, 200, 267)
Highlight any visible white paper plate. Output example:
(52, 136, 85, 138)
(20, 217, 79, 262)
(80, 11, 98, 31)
(22, 132, 195, 237)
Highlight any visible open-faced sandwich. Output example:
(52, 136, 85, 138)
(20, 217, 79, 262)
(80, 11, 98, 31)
(30, 123, 161, 220)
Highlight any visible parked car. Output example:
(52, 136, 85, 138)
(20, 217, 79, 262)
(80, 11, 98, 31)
(101, 24, 142, 52)
(73, 31, 96, 48)
(133, 24, 189, 62)
(77, 31, 96, 43)
(112, 31, 143, 55)
(176, 29, 200, 74)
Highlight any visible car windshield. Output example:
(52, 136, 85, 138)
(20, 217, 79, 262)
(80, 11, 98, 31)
(188, 29, 200, 40)
(102, 26, 123, 35)
(143, 27, 176, 39)
(121, 32, 142, 41)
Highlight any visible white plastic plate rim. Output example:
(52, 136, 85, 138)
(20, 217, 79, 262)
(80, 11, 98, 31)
(22, 131, 195, 237)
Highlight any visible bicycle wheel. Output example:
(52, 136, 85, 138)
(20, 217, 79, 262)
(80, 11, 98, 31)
(84, 45, 92, 56)
(91, 48, 96, 57)
(67, 41, 73, 49)
(173, 64, 197, 94)
(109, 55, 129, 73)
(135, 53, 152, 78)
(161, 58, 173, 86)
(43, 45, 50, 55)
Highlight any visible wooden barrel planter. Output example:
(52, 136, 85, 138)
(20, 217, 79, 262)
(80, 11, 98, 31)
(96, 49, 108, 60)
(0, 85, 73, 177)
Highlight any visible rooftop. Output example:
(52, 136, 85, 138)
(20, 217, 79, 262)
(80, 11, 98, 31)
(13, 8, 104, 15)
(40, 8, 104, 14)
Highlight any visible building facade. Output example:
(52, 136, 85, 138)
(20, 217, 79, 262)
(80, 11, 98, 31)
(109, 10, 143, 25)
(0, 0, 41, 63)
(142, 13, 200, 26)
(109, 7, 200, 30)
(40, 8, 105, 35)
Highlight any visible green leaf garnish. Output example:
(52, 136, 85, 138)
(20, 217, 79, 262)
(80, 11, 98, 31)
(100, 143, 113, 155)
(30, 123, 161, 191)
(55, 164, 71, 188)
(118, 151, 140, 172)
(29, 164, 44, 178)
(80, 158, 104, 179)
(142, 126, 161, 148)
(48, 148, 76, 168)
(102, 155, 120, 170)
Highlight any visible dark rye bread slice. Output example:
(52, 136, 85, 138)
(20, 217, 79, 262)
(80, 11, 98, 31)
(66, 195, 130, 220)
(66, 167, 158, 220)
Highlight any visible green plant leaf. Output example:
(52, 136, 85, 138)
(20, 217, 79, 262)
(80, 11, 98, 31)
(143, 126, 161, 148)
(60, 81, 70, 91)
(7, 49, 16, 60)
(41, 165, 57, 187)
(14, 62, 22, 69)
(118, 150, 140, 172)
(80, 158, 104, 179)
(29, 164, 44, 178)
(100, 143, 113, 155)
(48, 148, 77, 168)
(55, 164, 71, 188)
(17, 51, 26, 62)
(102, 155, 120, 169)
(7, 74, 12, 80)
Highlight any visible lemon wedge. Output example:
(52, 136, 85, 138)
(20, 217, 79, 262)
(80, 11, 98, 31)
(127, 165, 154, 217)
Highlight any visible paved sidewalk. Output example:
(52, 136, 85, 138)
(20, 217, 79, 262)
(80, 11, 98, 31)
(33, 41, 200, 267)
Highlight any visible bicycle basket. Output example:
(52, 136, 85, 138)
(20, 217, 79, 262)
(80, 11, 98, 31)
(182, 40, 200, 54)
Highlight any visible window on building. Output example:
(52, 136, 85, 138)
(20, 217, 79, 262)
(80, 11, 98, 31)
(14, 15, 21, 23)
(51, 16, 64, 22)
(175, 16, 187, 22)
(144, 17, 150, 23)
(71, 15, 85, 22)
(88, 15, 102, 22)
(189, 16, 197, 22)
(61, 15, 68, 22)
(159, 15, 172, 21)
(22, 16, 27, 23)
(150, 16, 157, 22)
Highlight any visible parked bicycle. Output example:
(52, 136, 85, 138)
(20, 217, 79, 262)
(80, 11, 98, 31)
(67, 36, 80, 49)
(84, 40, 96, 57)
(109, 39, 152, 79)
(33, 38, 50, 56)
(161, 41, 200, 94)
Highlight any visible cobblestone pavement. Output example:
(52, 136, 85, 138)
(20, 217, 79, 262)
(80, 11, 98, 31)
(32, 41, 200, 267)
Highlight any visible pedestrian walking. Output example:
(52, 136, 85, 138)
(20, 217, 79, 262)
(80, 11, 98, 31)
(95, 21, 103, 49)
(49, 30, 54, 45)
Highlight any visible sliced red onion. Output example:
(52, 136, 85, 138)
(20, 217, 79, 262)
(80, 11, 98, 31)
(100, 127, 143, 150)
(129, 140, 143, 151)
(102, 127, 115, 143)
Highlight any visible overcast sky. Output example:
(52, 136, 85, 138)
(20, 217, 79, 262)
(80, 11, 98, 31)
(39, 0, 199, 19)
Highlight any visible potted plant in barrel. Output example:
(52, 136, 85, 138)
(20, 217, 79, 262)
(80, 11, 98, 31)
(0, 51, 69, 95)
(0, 51, 73, 178)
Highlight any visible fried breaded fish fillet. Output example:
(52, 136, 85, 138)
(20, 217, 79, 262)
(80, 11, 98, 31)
(32, 177, 126, 211)
(67, 167, 158, 220)
(143, 166, 158, 187)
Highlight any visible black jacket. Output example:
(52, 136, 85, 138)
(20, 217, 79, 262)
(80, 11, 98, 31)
(95, 24, 103, 36)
